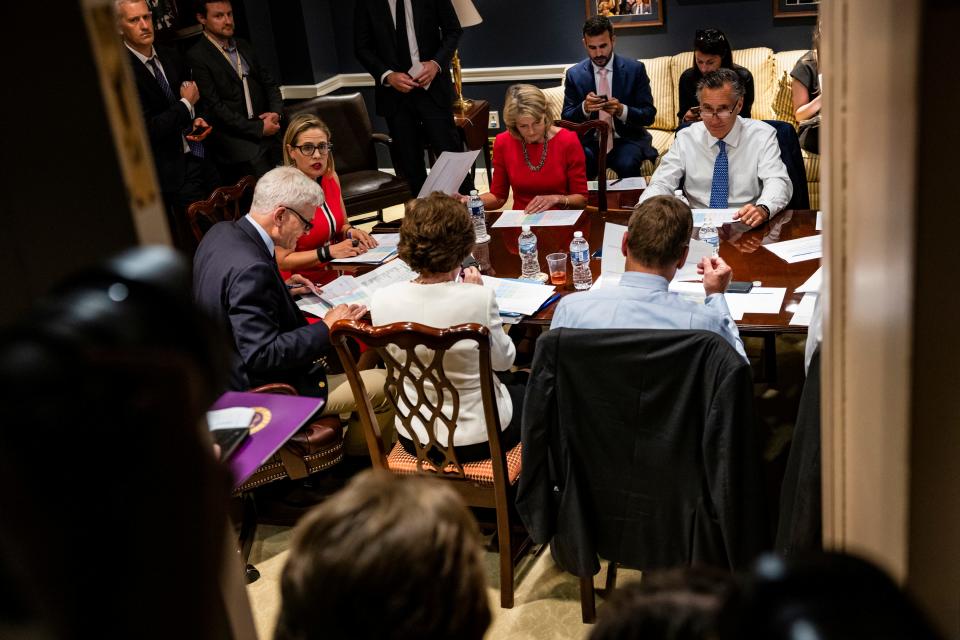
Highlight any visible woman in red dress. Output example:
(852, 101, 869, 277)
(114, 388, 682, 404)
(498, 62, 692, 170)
(278, 113, 378, 282)
(472, 84, 588, 213)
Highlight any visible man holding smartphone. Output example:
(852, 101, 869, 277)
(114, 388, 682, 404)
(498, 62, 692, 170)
(562, 15, 658, 179)
(116, 0, 218, 249)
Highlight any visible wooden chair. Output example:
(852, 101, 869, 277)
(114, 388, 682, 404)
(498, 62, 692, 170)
(186, 175, 256, 244)
(555, 119, 611, 213)
(330, 320, 530, 608)
(284, 93, 412, 226)
(232, 382, 344, 583)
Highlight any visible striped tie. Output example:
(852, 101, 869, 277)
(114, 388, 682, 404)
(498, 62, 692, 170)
(709, 140, 728, 208)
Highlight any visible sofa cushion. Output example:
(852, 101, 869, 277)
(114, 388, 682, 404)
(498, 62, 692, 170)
(639, 55, 676, 132)
(542, 84, 565, 123)
(771, 71, 799, 128)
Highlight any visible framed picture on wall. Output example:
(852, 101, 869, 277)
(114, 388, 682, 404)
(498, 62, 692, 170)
(773, 0, 819, 18)
(586, 0, 663, 29)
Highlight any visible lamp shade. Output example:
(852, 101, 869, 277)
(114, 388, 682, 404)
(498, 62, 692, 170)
(451, 0, 482, 27)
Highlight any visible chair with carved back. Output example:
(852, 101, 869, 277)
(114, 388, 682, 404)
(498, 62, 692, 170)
(186, 175, 256, 245)
(329, 320, 530, 608)
(555, 119, 611, 213)
(231, 382, 344, 583)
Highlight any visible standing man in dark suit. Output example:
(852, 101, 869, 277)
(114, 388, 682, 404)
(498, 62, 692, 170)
(117, 0, 218, 249)
(187, 0, 283, 184)
(354, 0, 471, 197)
(562, 15, 658, 179)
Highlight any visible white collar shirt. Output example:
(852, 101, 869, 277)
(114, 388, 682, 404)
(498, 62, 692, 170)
(381, 0, 422, 85)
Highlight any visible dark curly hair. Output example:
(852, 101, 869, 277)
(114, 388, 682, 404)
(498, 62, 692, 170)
(398, 192, 475, 275)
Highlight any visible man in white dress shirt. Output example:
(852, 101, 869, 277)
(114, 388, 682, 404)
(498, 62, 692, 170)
(640, 69, 792, 227)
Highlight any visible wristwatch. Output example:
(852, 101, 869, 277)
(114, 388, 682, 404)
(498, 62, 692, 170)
(757, 204, 771, 220)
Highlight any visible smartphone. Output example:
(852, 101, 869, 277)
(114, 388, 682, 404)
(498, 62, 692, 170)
(188, 124, 209, 137)
(727, 281, 753, 294)
(595, 94, 608, 103)
(691, 106, 701, 116)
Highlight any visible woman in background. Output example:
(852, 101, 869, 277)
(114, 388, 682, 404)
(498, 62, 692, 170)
(278, 113, 377, 281)
(791, 22, 821, 154)
(677, 28, 755, 126)
(471, 84, 587, 214)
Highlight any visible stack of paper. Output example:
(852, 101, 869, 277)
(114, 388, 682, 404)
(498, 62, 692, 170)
(491, 210, 583, 228)
(417, 150, 480, 197)
(296, 259, 417, 315)
(692, 208, 740, 226)
(480, 275, 557, 317)
(371, 232, 400, 246)
(330, 244, 398, 264)
(763, 235, 822, 263)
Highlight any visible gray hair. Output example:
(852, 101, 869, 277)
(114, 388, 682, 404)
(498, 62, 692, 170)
(695, 68, 744, 103)
(250, 166, 325, 214)
(114, 0, 148, 18)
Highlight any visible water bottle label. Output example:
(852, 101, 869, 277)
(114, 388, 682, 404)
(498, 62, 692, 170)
(571, 249, 589, 263)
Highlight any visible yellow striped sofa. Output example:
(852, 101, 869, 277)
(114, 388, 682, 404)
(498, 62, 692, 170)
(542, 48, 819, 209)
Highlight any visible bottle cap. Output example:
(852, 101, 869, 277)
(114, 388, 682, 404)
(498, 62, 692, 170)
(522, 225, 531, 232)
(573, 231, 583, 238)
(470, 189, 479, 196)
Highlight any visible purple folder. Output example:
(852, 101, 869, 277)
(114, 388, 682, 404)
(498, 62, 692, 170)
(210, 391, 324, 490)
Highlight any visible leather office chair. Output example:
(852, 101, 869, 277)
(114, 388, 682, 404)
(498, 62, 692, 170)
(330, 320, 531, 609)
(763, 119, 810, 211)
(555, 119, 611, 213)
(186, 175, 256, 245)
(284, 93, 412, 225)
(517, 328, 768, 622)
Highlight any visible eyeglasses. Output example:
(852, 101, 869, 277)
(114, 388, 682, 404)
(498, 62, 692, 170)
(284, 206, 313, 233)
(699, 107, 736, 120)
(293, 142, 334, 156)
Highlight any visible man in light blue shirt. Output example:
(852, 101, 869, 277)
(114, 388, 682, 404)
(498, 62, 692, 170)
(551, 195, 747, 360)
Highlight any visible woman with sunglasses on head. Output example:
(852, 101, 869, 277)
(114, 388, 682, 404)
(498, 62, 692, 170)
(677, 28, 755, 127)
(277, 113, 378, 281)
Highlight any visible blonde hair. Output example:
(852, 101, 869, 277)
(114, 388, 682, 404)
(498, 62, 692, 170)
(283, 113, 336, 176)
(503, 84, 554, 140)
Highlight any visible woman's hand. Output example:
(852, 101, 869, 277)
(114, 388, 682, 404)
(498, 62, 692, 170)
(328, 238, 363, 259)
(525, 194, 565, 214)
(460, 266, 482, 285)
(285, 274, 320, 297)
(347, 226, 378, 250)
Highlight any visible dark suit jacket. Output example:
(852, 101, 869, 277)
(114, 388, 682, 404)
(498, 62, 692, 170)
(193, 217, 329, 397)
(353, 0, 462, 117)
(186, 35, 283, 164)
(127, 45, 193, 196)
(517, 328, 768, 578)
(561, 54, 657, 158)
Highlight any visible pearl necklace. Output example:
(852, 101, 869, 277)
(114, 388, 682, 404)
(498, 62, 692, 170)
(521, 136, 549, 172)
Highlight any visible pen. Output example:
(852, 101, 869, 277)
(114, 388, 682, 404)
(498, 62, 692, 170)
(610, 178, 623, 186)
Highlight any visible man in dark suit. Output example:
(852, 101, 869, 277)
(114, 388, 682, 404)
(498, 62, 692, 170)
(562, 15, 658, 179)
(187, 0, 283, 184)
(193, 167, 365, 397)
(354, 0, 471, 196)
(117, 0, 218, 248)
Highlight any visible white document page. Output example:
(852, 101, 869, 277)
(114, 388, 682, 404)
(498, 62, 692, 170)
(692, 208, 740, 226)
(789, 292, 819, 326)
(408, 60, 432, 90)
(417, 149, 480, 198)
(763, 235, 823, 263)
(673, 239, 712, 282)
(600, 222, 627, 275)
(371, 233, 400, 246)
(795, 267, 822, 294)
(355, 259, 417, 292)
(330, 245, 398, 264)
(206, 407, 255, 431)
(491, 210, 583, 228)
(816, 210, 823, 231)
(480, 276, 556, 316)
(724, 287, 787, 317)
(587, 177, 648, 191)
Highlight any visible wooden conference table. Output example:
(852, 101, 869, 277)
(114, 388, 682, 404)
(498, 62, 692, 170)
(366, 206, 819, 333)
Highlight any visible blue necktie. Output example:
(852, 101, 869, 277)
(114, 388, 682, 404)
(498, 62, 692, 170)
(709, 140, 728, 208)
(147, 57, 204, 159)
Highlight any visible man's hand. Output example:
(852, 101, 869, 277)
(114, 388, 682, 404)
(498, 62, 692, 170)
(186, 117, 212, 142)
(602, 97, 624, 118)
(413, 61, 440, 87)
(180, 80, 199, 105)
(285, 274, 320, 297)
(386, 71, 419, 93)
(734, 204, 770, 228)
(583, 92, 607, 114)
(328, 238, 363, 259)
(461, 266, 482, 285)
(259, 113, 280, 137)
(525, 194, 564, 214)
(698, 255, 734, 296)
(322, 303, 367, 330)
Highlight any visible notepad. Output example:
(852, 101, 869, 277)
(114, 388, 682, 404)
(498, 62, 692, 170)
(692, 208, 740, 226)
(491, 210, 583, 228)
(481, 276, 557, 316)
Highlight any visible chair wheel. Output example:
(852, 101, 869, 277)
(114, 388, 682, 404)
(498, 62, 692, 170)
(245, 564, 261, 584)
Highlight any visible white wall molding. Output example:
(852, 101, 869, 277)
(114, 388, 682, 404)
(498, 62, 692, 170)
(281, 64, 568, 100)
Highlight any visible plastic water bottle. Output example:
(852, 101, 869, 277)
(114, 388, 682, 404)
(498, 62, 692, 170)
(700, 214, 720, 256)
(467, 190, 490, 243)
(518, 225, 544, 281)
(674, 189, 690, 206)
(570, 231, 593, 290)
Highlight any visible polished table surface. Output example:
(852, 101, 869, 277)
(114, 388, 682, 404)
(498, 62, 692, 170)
(479, 208, 820, 332)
